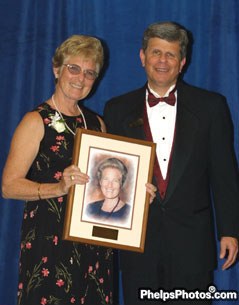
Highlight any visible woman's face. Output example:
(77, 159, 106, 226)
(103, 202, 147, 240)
(53, 55, 98, 101)
(99, 167, 122, 200)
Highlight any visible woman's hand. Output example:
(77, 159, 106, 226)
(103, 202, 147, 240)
(59, 165, 90, 194)
(145, 183, 157, 204)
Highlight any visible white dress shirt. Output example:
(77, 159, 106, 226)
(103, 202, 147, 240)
(146, 85, 177, 179)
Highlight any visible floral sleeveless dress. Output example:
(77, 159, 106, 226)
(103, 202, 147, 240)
(17, 103, 113, 305)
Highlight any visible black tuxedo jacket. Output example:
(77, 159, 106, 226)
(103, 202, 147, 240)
(104, 81, 239, 275)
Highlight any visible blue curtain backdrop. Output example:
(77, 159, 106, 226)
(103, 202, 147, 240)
(0, 0, 239, 304)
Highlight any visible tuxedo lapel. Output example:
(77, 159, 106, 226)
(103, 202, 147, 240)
(163, 86, 199, 203)
(123, 109, 163, 204)
(121, 88, 146, 140)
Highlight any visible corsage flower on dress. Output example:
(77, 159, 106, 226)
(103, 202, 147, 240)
(48, 112, 66, 133)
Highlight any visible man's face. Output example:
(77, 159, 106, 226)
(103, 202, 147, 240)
(140, 37, 186, 95)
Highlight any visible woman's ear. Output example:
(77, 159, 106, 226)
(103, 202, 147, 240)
(53, 66, 60, 79)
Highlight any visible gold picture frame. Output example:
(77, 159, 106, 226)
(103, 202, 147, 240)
(63, 128, 156, 252)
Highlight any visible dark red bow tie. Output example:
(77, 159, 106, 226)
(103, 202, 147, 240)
(148, 86, 176, 107)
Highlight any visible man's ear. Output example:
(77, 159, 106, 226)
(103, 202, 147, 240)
(139, 49, 145, 67)
(179, 57, 186, 73)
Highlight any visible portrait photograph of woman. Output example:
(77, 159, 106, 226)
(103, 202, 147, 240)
(82, 149, 139, 229)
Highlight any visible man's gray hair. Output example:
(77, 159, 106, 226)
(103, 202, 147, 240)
(142, 21, 189, 59)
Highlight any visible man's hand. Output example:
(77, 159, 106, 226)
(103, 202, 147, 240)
(220, 237, 238, 270)
(145, 183, 157, 204)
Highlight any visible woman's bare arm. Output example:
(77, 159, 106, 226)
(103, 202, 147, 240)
(1, 111, 88, 200)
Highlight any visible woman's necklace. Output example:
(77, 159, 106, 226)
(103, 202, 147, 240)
(100, 197, 121, 220)
(51, 95, 87, 136)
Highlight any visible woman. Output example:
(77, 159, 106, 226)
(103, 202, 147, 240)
(86, 158, 131, 224)
(2, 35, 113, 305)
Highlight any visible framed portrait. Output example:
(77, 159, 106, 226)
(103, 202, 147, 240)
(63, 128, 156, 252)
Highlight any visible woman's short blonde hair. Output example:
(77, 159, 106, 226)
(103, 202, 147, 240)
(52, 35, 104, 72)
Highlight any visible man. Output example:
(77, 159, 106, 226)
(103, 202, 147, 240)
(104, 22, 239, 305)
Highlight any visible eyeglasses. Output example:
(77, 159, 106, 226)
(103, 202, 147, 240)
(63, 64, 98, 80)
